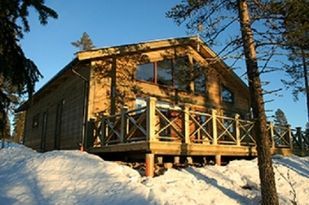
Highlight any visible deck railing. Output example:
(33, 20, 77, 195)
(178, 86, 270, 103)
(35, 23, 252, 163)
(91, 97, 293, 149)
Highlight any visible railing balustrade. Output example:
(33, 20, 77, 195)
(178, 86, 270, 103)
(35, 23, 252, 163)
(90, 98, 293, 150)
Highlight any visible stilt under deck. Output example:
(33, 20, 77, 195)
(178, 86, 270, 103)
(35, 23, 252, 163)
(86, 97, 293, 176)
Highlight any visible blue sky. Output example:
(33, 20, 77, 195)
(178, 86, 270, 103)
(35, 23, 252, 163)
(20, 0, 307, 128)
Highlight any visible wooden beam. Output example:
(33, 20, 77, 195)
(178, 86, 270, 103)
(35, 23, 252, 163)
(111, 57, 117, 115)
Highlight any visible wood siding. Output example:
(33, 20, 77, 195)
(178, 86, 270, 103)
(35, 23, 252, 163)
(24, 66, 89, 151)
(88, 45, 250, 118)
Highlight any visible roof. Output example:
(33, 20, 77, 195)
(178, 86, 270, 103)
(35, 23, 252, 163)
(17, 36, 248, 111)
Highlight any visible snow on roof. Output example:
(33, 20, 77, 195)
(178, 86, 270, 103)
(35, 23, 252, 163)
(1, 141, 308, 205)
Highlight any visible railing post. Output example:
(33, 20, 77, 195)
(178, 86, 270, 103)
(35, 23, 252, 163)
(147, 97, 157, 142)
(120, 106, 128, 143)
(101, 115, 107, 145)
(235, 114, 241, 146)
(212, 109, 218, 145)
(183, 104, 191, 144)
(269, 122, 275, 148)
(288, 125, 293, 150)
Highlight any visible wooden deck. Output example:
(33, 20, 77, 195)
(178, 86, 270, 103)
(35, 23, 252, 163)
(88, 141, 292, 157)
(86, 97, 293, 159)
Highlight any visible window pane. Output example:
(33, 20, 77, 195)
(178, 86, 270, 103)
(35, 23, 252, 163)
(157, 59, 173, 86)
(136, 63, 154, 82)
(193, 62, 206, 93)
(222, 87, 234, 103)
(174, 57, 190, 90)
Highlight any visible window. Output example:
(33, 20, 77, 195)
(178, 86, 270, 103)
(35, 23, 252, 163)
(136, 63, 154, 82)
(157, 59, 173, 86)
(221, 86, 234, 103)
(135, 56, 207, 94)
(193, 62, 206, 94)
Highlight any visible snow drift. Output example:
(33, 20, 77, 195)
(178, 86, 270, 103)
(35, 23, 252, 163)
(0, 141, 308, 205)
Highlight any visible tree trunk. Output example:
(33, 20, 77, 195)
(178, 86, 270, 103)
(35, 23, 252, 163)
(301, 48, 309, 122)
(237, 1, 279, 204)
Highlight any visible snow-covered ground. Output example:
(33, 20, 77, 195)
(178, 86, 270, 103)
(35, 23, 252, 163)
(0, 141, 308, 205)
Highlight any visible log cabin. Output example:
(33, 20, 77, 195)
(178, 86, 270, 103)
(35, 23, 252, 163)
(18, 36, 292, 174)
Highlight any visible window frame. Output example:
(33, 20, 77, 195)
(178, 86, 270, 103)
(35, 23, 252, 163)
(221, 85, 234, 104)
(135, 56, 204, 93)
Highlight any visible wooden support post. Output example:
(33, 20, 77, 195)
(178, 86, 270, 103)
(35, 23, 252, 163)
(145, 153, 154, 177)
(147, 97, 157, 142)
(215, 154, 221, 166)
(120, 106, 128, 143)
(174, 156, 180, 165)
(183, 104, 190, 144)
(288, 125, 293, 151)
(156, 156, 163, 164)
(212, 109, 218, 145)
(269, 122, 275, 148)
(235, 114, 241, 146)
(186, 157, 193, 165)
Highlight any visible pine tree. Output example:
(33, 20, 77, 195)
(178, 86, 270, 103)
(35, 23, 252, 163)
(0, 0, 57, 147)
(274, 109, 288, 126)
(167, 1, 285, 204)
(12, 111, 26, 143)
(272, 0, 309, 121)
(71, 32, 95, 51)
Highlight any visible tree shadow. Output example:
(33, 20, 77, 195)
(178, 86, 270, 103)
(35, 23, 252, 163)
(185, 167, 254, 205)
(273, 156, 309, 178)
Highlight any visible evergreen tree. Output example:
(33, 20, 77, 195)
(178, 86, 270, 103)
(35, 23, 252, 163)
(274, 109, 288, 126)
(167, 1, 288, 204)
(0, 0, 58, 146)
(271, 0, 309, 121)
(12, 111, 26, 143)
(71, 32, 95, 51)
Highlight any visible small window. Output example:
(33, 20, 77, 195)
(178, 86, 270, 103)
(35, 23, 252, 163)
(221, 86, 234, 103)
(136, 63, 154, 82)
(32, 114, 40, 128)
(157, 59, 173, 86)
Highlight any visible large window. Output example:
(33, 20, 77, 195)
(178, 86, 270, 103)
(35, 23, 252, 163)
(135, 57, 208, 95)
(221, 86, 234, 103)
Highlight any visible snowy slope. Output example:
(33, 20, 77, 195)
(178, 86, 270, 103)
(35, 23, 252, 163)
(0, 141, 308, 205)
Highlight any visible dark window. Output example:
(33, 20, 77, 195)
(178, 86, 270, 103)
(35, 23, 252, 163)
(221, 86, 234, 103)
(32, 114, 40, 128)
(174, 57, 190, 90)
(136, 63, 154, 82)
(135, 56, 193, 91)
(157, 59, 173, 86)
(193, 62, 206, 94)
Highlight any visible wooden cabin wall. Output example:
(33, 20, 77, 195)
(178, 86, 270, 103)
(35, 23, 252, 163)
(24, 66, 90, 151)
(87, 60, 113, 119)
(88, 45, 250, 118)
